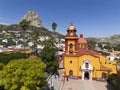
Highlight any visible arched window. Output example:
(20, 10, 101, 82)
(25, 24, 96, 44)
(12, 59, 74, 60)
(69, 70, 73, 76)
(80, 44, 83, 48)
(69, 44, 73, 53)
(80, 44, 84, 48)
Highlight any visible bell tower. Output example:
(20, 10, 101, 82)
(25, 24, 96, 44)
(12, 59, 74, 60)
(65, 23, 78, 54)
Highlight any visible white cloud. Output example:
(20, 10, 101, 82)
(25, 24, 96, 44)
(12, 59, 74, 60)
(0, 22, 9, 25)
(0, 16, 10, 25)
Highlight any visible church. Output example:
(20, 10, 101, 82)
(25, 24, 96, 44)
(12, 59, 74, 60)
(63, 23, 117, 80)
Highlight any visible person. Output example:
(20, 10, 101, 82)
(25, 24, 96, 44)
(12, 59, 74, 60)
(66, 77, 69, 81)
(51, 83, 54, 90)
(57, 72, 60, 78)
(54, 73, 56, 78)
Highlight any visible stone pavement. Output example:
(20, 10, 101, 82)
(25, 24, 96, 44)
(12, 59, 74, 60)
(47, 69, 115, 90)
(47, 69, 63, 90)
(62, 78, 115, 90)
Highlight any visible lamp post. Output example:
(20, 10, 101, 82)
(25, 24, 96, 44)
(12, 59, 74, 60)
(51, 73, 54, 90)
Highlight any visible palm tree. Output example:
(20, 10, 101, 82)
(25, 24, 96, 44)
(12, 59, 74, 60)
(52, 22, 57, 37)
(52, 22, 57, 31)
(19, 19, 31, 49)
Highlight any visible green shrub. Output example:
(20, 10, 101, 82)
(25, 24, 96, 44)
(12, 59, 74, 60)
(0, 59, 47, 90)
(0, 52, 26, 64)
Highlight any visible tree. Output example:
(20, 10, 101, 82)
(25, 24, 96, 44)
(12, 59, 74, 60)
(41, 37, 57, 48)
(52, 22, 57, 33)
(113, 44, 120, 51)
(104, 45, 112, 52)
(0, 63, 4, 70)
(6, 38, 16, 46)
(52, 22, 57, 38)
(0, 59, 47, 90)
(29, 29, 41, 55)
(19, 19, 31, 48)
(87, 40, 97, 50)
(40, 46, 58, 73)
(0, 52, 26, 64)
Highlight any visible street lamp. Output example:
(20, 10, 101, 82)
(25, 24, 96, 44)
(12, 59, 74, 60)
(51, 73, 54, 90)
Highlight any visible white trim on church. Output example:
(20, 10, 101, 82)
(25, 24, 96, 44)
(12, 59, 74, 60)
(81, 60, 93, 80)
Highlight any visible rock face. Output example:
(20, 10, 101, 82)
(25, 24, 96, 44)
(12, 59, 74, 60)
(21, 11, 43, 27)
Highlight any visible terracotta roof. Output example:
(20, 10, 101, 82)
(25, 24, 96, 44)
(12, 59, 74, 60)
(8, 48, 25, 51)
(58, 57, 64, 62)
(28, 55, 39, 60)
(58, 48, 63, 51)
(78, 38, 87, 44)
(77, 48, 100, 57)
(78, 34, 87, 44)
(64, 48, 101, 57)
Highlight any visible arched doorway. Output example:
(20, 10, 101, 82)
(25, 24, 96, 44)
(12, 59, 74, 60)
(102, 72, 107, 79)
(69, 70, 73, 77)
(84, 72, 89, 80)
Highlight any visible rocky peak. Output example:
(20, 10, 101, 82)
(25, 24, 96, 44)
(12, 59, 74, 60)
(21, 10, 43, 27)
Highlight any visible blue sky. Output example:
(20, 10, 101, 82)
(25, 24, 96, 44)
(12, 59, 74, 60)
(0, 0, 120, 37)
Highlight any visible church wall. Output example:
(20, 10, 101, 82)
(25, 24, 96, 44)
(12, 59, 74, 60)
(99, 56, 117, 74)
(104, 62, 117, 74)
(64, 54, 117, 79)
(78, 55, 101, 78)
(99, 56, 107, 64)
(64, 56, 79, 76)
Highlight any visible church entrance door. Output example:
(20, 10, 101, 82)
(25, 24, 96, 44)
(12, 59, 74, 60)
(69, 70, 73, 77)
(84, 72, 89, 80)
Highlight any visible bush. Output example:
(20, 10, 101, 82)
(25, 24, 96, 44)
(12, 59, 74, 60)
(0, 63, 4, 70)
(0, 52, 26, 64)
(0, 59, 47, 90)
(107, 74, 120, 90)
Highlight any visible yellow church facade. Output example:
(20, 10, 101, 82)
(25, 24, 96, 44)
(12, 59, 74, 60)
(63, 23, 117, 80)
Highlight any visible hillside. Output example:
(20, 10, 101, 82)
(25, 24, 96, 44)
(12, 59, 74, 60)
(0, 24, 64, 38)
(86, 34, 120, 45)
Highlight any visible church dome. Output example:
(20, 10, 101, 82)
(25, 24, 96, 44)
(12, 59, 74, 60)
(78, 34, 87, 44)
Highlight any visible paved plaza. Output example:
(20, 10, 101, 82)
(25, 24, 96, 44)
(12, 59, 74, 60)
(62, 78, 115, 90)
(47, 69, 115, 90)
